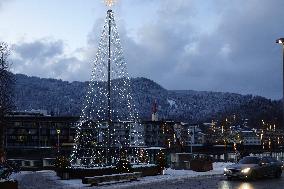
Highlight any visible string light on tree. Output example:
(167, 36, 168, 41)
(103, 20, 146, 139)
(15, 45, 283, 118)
(70, 1, 144, 167)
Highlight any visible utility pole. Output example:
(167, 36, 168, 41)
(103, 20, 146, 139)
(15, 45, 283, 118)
(276, 38, 284, 128)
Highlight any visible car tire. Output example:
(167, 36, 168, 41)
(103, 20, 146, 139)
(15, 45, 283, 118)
(227, 176, 232, 181)
(274, 169, 282, 178)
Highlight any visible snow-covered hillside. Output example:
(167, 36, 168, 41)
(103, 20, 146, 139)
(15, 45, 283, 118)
(13, 74, 282, 127)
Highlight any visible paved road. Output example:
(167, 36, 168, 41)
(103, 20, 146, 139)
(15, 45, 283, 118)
(101, 175, 284, 189)
(217, 175, 284, 189)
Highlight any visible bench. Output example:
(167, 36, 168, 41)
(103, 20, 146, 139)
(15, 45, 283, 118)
(82, 172, 142, 186)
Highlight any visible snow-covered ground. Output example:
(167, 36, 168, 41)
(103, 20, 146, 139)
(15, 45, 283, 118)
(11, 162, 233, 189)
(165, 162, 233, 178)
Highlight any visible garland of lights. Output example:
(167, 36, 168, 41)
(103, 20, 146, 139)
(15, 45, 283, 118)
(70, 10, 145, 167)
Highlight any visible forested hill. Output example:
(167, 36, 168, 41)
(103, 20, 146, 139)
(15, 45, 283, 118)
(13, 74, 282, 128)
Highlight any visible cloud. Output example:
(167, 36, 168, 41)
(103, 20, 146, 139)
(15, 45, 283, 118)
(0, 0, 13, 12)
(0, 0, 8, 9)
(14, 40, 63, 60)
(11, 39, 90, 81)
(117, 0, 284, 99)
(190, 0, 284, 99)
(7, 0, 284, 100)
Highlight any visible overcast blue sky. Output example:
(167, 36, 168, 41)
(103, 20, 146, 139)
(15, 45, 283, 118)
(0, 0, 283, 99)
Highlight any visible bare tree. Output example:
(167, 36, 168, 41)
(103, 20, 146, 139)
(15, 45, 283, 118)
(0, 42, 14, 156)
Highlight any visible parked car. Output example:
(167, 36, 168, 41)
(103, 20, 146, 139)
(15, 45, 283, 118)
(224, 156, 282, 180)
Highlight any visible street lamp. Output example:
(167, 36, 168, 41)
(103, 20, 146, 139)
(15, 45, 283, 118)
(276, 38, 284, 44)
(276, 38, 284, 127)
(56, 129, 61, 153)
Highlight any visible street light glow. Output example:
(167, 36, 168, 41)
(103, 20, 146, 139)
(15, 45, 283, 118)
(276, 38, 284, 44)
(56, 129, 61, 134)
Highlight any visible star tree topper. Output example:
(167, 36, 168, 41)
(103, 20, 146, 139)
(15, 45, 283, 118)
(104, 0, 116, 7)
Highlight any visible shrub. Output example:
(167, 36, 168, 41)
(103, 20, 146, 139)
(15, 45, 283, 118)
(156, 150, 166, 172)
(54, 156, 71, 169)
(116, 159, 132, 173)
(138, 149, 149, 164)
(190, 155, 213, 172)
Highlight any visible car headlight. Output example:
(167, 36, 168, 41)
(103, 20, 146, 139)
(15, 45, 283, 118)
(224, 168, 229, 172)
(241, 167, 251, 174)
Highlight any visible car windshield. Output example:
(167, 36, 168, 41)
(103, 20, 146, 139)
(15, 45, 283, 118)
(239, 157, 260, 164)
(267, 157, 278, 163)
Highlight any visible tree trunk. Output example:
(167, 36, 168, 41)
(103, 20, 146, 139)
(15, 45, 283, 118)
(0, 119, 5, 161)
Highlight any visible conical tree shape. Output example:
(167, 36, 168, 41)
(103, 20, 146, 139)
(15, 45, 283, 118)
(70, 10, 143, 166)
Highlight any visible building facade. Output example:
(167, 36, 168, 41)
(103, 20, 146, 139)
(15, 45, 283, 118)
(3, 112, 187, 159)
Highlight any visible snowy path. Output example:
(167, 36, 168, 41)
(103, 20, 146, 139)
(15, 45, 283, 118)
(11, 171, 88, 189)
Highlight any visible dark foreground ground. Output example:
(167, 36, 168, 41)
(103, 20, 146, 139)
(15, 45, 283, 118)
(14, 171, 284, 189)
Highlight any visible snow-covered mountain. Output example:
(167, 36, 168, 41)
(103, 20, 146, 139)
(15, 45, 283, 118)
(13, 74, 282, 128)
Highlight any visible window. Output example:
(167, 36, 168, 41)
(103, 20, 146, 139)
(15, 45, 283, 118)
(7, 129, 15, 135)
(41, 128, 47, 135)
(267, 157, 278, 163)
(50, 129, 57, 135)
(28, 129, 37, 135)
(239, 157, 260, 164)
(22, 122, 34, 127)
(14, 122, 21, 127)
(261, 157, 270, 164)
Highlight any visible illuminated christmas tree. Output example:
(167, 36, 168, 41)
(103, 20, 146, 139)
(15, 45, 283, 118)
(70, 1, 144, 166)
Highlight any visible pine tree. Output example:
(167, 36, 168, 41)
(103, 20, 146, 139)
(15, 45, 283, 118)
(54, 155, 71, 169)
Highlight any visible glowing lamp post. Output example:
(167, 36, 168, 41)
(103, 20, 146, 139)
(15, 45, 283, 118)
(276, 38, 284, 127)
(276, 38, 284, 44)
(57, 129, 61, 153)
